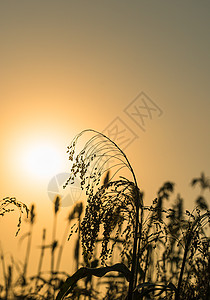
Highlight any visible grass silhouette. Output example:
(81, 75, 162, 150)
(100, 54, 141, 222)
(56, 130, 210, 300)
(0, 130, 209, 299)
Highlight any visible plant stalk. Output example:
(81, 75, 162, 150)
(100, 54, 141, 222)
(176, 233, 191, 300)
(23, 223, 33, 281)
(36, 228, 46, 289)
(56, 224, 69, 272)
(51, 213, 57, 274)
(127, 188, 141, 300)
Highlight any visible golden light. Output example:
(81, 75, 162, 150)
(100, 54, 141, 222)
(21, 141, 65, 180)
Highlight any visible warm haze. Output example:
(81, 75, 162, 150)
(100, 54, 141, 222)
(0, 0, 209, 288)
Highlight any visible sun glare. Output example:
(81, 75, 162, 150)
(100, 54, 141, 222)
(22, 142, 64, 180)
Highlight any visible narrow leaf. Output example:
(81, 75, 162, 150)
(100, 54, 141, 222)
(56, 263, 131, 300)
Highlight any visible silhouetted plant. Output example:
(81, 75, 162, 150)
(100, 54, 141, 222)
(35, 228, 46, 290)
(51, 196, 60, 275)
(23, 203, 36, 283)
(0, 197, 29, 236)
(191, 172, 210, 210)
(55, 130, 210, 300)
(0, 197, 28, 299)
(1, 134, 209, 300)
(62, 129, 143, 300)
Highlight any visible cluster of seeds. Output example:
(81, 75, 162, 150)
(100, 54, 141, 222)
(0, 197, 29, 235)
(81, 179, 137, 264)
(65, 130, 131, 193)
(64, 130, 139, 265)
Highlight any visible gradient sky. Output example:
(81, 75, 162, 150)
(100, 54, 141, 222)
(0, 1, 209, 276)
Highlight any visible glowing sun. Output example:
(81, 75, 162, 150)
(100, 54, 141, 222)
(22, 141, 65, 180)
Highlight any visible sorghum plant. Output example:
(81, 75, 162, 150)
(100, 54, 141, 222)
(60, 129, 142, 299)
(56, 130, 210, 300)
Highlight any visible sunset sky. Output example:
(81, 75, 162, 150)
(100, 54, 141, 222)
(0, 1, 209, 277)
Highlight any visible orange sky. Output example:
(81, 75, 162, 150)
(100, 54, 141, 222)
(0, 1, 209, 277)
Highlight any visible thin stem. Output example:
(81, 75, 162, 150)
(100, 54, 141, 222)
(23, 223, 33, 281)
(135, 196, 144, 287)
(51, 213, 57, 274)
(176, 233, 191, 300)
(36, 229, 46, 288)
(76, 216, 81, 270)
(127, 189, 141, 300)
(56, 224, 69, 272)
